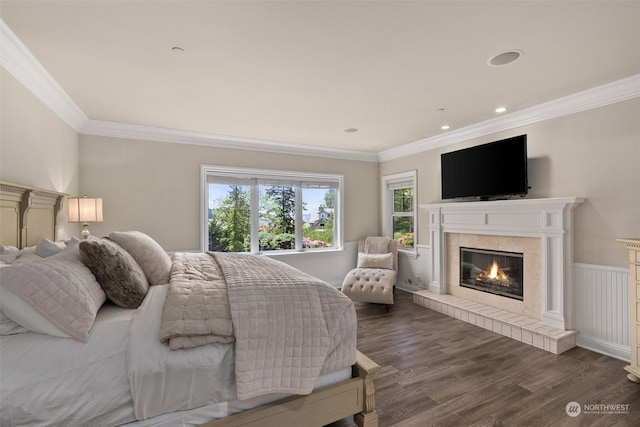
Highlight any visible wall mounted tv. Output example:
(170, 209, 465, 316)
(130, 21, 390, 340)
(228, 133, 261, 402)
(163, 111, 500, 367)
(441, 134, 528, 200)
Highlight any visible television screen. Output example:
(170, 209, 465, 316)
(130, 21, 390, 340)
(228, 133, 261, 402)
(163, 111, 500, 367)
(441, 135, 528, 200)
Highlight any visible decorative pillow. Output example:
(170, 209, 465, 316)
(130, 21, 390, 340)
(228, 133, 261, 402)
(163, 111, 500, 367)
(79, 237, 149, 308)
(357, 252, 394, 270)
(0, 239, 107, 341)
(109, 231, 172, 286)
(0, 245, 19, 264)
(35, 238, 66, 257)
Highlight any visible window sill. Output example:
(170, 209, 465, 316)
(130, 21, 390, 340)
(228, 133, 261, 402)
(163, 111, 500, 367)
(263, 247, 345, 258)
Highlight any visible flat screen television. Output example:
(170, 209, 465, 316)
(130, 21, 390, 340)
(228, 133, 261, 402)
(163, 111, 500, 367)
(441, 135, 528, 200)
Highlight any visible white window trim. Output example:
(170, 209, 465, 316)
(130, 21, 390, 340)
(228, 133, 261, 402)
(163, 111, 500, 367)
(201, 165, 343, 254)
(381, 170, 417, 258)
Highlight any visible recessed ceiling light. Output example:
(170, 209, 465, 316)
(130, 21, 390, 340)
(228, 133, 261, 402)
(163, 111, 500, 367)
(495, 107, 508, 113)
(344, 128, 358, 133)
(488, 50, 523, 66)
(441, 125, 450, 130)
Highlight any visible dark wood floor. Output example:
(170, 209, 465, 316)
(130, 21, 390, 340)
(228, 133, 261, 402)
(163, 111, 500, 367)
(353, 290, 640, 427)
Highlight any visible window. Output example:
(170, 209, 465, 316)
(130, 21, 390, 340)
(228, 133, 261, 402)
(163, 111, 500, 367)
(382, 171, 416, 252)
(202, 166, 342, 253)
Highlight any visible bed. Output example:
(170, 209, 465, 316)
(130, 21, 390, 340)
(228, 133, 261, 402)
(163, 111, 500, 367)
(0, 181, 380, 427)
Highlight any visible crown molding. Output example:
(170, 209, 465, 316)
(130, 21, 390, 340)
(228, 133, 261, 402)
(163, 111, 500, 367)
(378, 74, 640, 162)
(0, 18, 87, 131)
(1, 18, 376, 162)
(81, 120, 380, 162)
(3, 17, 638, 164)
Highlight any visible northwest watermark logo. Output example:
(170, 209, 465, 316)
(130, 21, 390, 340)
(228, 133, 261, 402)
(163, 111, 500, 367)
(565, 401, 581, 417)
(566, 401, 630, 417)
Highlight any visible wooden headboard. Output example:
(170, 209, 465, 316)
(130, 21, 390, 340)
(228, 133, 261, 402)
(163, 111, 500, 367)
(0, 181, 67, 249)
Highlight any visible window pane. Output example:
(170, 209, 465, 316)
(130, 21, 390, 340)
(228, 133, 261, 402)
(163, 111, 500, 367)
(204, 167, 342, 253)
(259, 185, 296, 251)
(393, 216, 414, 249)
(208, 184, 251, 252)
(393, 188, 413, 213)
(302, 188, 335, 248)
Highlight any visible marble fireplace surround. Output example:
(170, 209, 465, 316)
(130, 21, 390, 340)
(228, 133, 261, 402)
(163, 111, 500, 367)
(419, 197, 584, 331)
(447, 233, 540, 320)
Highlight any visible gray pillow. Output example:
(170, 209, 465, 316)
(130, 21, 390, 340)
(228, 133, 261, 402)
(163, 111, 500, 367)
(79, 237, 149, 309)
(109, 231, 172, 286)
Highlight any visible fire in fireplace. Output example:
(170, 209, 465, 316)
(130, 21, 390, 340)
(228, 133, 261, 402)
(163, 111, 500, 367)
(460, 247, 524, 300)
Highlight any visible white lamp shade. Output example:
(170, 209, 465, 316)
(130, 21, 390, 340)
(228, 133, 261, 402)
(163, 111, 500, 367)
(68, 197, 103, 223)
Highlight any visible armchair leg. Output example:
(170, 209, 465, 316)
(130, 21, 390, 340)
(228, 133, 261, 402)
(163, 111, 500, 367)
(385, 304, 390, 313)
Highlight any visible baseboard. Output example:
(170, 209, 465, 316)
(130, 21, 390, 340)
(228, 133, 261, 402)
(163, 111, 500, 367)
(576, 334, 630, 363)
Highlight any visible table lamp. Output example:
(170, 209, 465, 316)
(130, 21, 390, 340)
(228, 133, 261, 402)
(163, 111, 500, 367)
(68, 195, 103, 239)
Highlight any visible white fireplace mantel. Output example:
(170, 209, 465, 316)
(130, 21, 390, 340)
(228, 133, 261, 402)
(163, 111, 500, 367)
(419, 197, 585, 330)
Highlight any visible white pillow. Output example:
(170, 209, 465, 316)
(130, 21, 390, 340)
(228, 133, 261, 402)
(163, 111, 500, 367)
(0, 308, 29, 335)
(0, 245, 20, 264)
(0, 292, 68, 337)
(109, 231, 172, 286)
(35, 238, 66, 257)
(0, 239, 106, 341)
(357, 252, 394, 270)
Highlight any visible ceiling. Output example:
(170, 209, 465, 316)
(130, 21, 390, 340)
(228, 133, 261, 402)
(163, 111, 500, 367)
(1, 1, 639, 154)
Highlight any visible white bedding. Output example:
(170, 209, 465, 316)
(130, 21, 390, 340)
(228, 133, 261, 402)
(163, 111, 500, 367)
(0, 303, 135, 426)
(129, 284, 236, 420)
(0, 284, 353, 426)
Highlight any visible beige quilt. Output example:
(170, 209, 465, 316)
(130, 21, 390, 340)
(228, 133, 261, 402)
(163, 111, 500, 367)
(160, 252, 357, 400)
(160, 252, 234, 350)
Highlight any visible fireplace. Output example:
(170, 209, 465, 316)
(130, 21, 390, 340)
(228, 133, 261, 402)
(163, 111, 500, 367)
(460, 247, 524, 301)
(422, 197, 584, 329)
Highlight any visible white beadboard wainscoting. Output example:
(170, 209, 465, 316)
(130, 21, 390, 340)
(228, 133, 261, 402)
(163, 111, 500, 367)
(395, 244, 432, 292)
(574, 263, 630, 361)
(395, 245, 631, 361)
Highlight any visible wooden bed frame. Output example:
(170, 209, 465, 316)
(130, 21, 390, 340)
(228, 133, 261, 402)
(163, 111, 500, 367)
(0, 181, 66, 249)
(205, 351, 380, 427)
(0, 180, 381, 427)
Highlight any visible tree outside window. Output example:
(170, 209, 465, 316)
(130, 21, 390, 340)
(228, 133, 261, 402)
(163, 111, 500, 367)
(208, 185, 251, 252)
(393, 187, 414, 249)
(383, 171, 416, 252)
(204, 167, 342, 253)
(258, 185, 296, 251)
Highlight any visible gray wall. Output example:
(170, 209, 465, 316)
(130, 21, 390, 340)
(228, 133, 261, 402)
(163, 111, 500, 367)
(0, 68, 80, 240)
(79, 134, 380, 252)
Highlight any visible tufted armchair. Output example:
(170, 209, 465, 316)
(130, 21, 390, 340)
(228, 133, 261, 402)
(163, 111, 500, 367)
(341, 237, 398, 308)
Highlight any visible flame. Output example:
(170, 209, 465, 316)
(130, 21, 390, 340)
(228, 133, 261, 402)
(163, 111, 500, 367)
(471, 259, 513, 288)
(488, 260, 499, 279)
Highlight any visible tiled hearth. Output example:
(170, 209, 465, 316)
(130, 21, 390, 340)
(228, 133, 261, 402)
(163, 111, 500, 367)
(413, 290, 577, 354)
